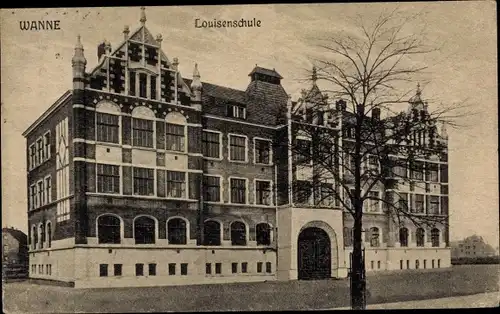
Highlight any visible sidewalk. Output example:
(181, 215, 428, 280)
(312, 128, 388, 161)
(332, 292, 499, 310)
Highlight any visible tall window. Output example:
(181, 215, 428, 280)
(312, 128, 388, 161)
(29, 144, 36, 169)
(43, 132, 51, 160)
(343, 227, 353, 247)
(98, 215, 121, 244)
(429, 196, 440, 214)
(40, 224, 45, 249)
(399, 193, 409, 211)
(129, 71, 136, 96)
(168, 218, 187, 245)
(202, 131, 221, 159)
(256, 223, 271, 245)
(32, 225, 38, 250)
(150, 76, 157, 100)
(426, 163, 439, 182)
(230, 178, 246, 204)
(30, 184, 36, 210)
(415, 194, 425, 213)
(97, 164, 120, 194)
(295, 139, 312, 164)
(255, 180, 271, 205)
(203, 220, 221, 246)
(231, 221, 246, 246)
(167, 171, 186, 198)
(139, 73, 147, 98)
(37, 181, 44, 206)
(134, 216, 156, 244)
(44, 176, 52, 204)
(132, 118, 154, 148)
(411, 161, 424, 180)
(203, 176, 221, 202)
(229, 135, 246, 161)
(431, 228, 440, 247)
(416, 228, 425, 247)
(133, 167, 154, 196)
(96, 112, 119, 143)
(255, 139, 271, 164)
(166, 123, 185, 152)
(399, 227, 409, 247)
(37, 138, 44, 165)
(367, 191, 380, 212)
(370, 227, 380, 247)
(46, 222, 52, 248)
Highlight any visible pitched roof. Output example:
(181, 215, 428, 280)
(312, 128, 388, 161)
(248, 66, 283, 79)
(2, 228, 28, 245)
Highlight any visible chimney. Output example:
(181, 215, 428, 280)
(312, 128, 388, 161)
(372, 108, 381, 120)
(97, 41, 106, 61)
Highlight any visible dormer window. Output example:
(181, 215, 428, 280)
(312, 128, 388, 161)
(228, 105, 246, 119)
(139, 73, 147, 98)
(129, 70, 158, 100)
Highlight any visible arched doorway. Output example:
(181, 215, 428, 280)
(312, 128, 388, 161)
(297, 227, 331, 280)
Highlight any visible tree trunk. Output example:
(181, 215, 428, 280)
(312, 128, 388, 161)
(351, 203, 366, 310)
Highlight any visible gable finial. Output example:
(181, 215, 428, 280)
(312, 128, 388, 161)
(140, 6, 147, 25)
(416, 82, 421, 95)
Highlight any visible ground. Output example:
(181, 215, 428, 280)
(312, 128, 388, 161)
(3, 265, 499, 312)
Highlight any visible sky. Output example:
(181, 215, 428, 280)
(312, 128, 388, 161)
(1, 2, 498, 248)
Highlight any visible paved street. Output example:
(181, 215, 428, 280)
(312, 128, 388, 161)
(3, 265, 499, 312)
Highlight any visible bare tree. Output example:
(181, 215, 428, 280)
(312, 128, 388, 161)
(285, 11, 469, 310)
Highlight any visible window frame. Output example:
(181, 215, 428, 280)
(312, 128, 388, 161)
(167, 217, 188, 245)
(166, 171, 187, 199)
(133, 167, 155, 196)
(202, 130, 222, 160)
(229, 177, 248, 204)
(97, 214, 122, 244)
(165, 122, 186, 153)
(133, 215, 157, 245)
(96, 112, 120, 144)
(96, 164, 121, 194)
(203, 175, 222, 203)
(228, 134, 248, 163)
(254, 179, 273, 206)
(230, 220, 248, 246)
(132, 117, 155, 148)
(253, 137, 273, 165)
(43, 131, 51, 161)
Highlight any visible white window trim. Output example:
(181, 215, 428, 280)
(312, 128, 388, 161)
(95, 101, 122, 145)
(36, 179, 44, 208)
(228, 176, 249, 205)
(253, 179, 274, 206)
(202, 129, 223, 161)
(231, 105, 246, 119)
(96, 163, 122, 195)
(132, 166, 156, 197)
(229, 219, 250, 245)
(95, 213, 125, 244)
(45, 221, 52, 247)
(131, 106, 156, 150)
(253, 137, 273, 165)
(255, 221, 274, 245)
(366, 226, 383, 247)
(203, 174, 223, 203)
(44, 175, 52, 205)
(28, 143, 35, 170)
(29, 184, 36, 210)
(43, 130, 51, 160)
(203, 218, 224, 244)
(132, 215, 160, 244)
(165, 170, 188, 200)
(228, 133, 248, 163)
(166, 216, 190, 245)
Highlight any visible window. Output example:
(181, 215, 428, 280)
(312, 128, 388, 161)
(180, 263, 188, 275)
(205, 263, 212, 275)
(129, 71, 136, 96)
(314, 183, 334, 207)
(431, 228, 440, 247)
(411, 161, 424, 180)
(438, 259, 441, 268)
(132, 118, 154, 148)
(367, 155, 379, 173)
(423, 260, 427, 269)
(432, 259, 435, 268)
(96, 113, 119, 143)
(48, 265, 52, 275)
(366, 191, 380, 212)
(255, 139, 271, 164)
(37, 138, 44, 165)
(203, 220, 221, 246)
(114, 264, 122, 276)
(40, 264, 44, 274)
(29, 184, 36, 210)
(393, 160, 408, 178)
(232, 262, 238, 274)
(256, 223, 272, 246)
(150, 76, 157, 100)
(400, 260, 403, 269)
(97, 164, 120, 194)
(202, 131, 221, 158)
(32, 225, 37, 250)
(369, 227, 380, 247)
(139, 73, 147, 98)
(229, 105, 246, 119)
(255, 180, 271, 205)
(415, 260, 420, 269)
(166, 123, 185, 152)
(399, 227, 409, 247)
(44, 176, 52, 204)
(416, 228, 425, 247)
(167, 218, 187, 245)
(241, 262, 248, 273)
(398, 193, 408, 211)
(136, 263, 144, 276)
(295, 139, 312, 164)
(134, 216, 156, 244)
(429, 196, 440, 214)
(97, 215, 121, 244)
(204, 176, 221, 202)
(215, 263, 222, 274)
(37, 181, 44, 207)
(40, 224, 45, 249)
(29, 144, 36, 169)
(46, 222, 52, 248)
(167, 171, 186, 198)
(257, 262, 263, 273)
(370, 261, 374, 269)
(230, 178, 246, 204)
(229, 135, 246, 161)
(295, 180, 312, 205)
(133, 167, 154, 196)
(168, 263, 176, 275)
(99, 264, 108, 277)
(377, 261, 381, 269)
(266, 262, 272, 273)
(343, 227, 353, 247)
(148, 263, 156, 276)
(231, 221, 247, 246)
(44, 132, 51, 160)
(426, 163, 438, 182)
(415, 194, 425, 213)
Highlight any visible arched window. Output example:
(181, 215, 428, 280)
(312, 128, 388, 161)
(416, 228, 425, 247)
(370, 227, 380, 247)
(399, 227, 409, 247)
(40, 224, 45, 249)
(343, 227, 352, 247)
(46, 222, 52, 248)
(167, 218, 187, 245)
(431, 228, 440, 247)
(32, 225, 37, 250)
(98, 215, 121, 244)
(256, 223, 271, 246)
(203, 220, 221, 246)
(135, 216, 156, 244)
(231, 221, 247, 246)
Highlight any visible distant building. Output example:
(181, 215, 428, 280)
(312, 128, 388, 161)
(2, 227, 29, 279)
(451, 235, 496, 258)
